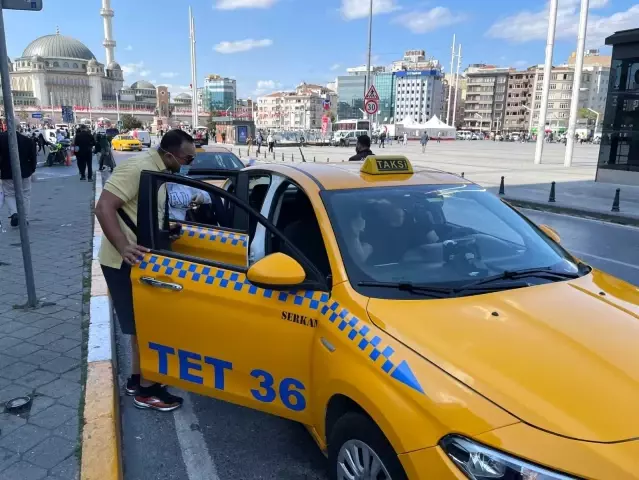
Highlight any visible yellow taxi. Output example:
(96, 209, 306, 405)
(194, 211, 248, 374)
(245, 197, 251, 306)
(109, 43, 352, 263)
(132, 156, 639, 479)
(111, 134, 142, 151)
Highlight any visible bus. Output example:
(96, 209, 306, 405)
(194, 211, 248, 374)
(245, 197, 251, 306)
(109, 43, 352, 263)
(333, 119, 370, 133)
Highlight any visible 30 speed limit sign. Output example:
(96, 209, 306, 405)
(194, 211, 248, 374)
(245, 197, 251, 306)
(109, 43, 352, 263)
(365, 100, 379, 115)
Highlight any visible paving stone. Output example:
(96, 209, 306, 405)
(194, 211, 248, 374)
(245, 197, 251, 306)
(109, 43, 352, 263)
(48, 310, 80, 321)
(20, 350, 61, 367)
(27, 332, 63, 347)
(0, 336, 21, 349)
(45, 323, 78, 337)
(0, 424, 51, 454)
(49, 454, 79, 480)
(57, 390, 81, 408)
(0, 354, 18, 369)
(39, 356, 79, 375)
(27, 318, 63, 331)
(26, 396, 57, 416)
(0, 362, 37, 381)
(0, 322, 24, 335)
(44, 338, 78, 354)
(62, 330, 82, 342)
(64, 347, 81, 360)
(60, 368, 81, 384)
(29, 404, 76, 430)
(35, 379, 79, 399)
(9, 327, 45, 340)
(54, 421, 78, 442)
(0, 413, 27, 437)
(0, 384, 31, 404)
(3, 342, 41, 357)
(0, 460, 47, 480)
(34, 305, 65, 316)
(13, 370, 59, 389)
(0, 446, 20, 472)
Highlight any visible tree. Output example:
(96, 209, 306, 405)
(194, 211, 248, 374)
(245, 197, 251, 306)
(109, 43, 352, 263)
(121, 113, 142, 130)
(578, 107, 597, 121)
(206, 111, 216, 134)
(16, 110, 28, 123)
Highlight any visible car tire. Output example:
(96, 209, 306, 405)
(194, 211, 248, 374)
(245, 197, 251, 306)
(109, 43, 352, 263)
(328, 412, 407, 480)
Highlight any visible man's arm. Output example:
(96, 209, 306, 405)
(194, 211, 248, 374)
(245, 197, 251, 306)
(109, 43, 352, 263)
(95, 190, 149, 265)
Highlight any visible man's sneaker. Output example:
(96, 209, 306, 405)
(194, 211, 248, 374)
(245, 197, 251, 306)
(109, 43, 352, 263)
(125, 374, 140, 396)
(134, 384, 183, 412)
(80, 175, 86, 181)
(10, 214, 18, 227)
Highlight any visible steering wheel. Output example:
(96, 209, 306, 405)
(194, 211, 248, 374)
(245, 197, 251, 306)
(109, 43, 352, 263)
(443, 236, 486, 273)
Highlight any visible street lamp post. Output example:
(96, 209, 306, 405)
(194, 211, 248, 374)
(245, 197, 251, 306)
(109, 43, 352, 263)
(115, 92, 120, 122)
(587, 107, 600, 135)
(365, 0, 373, 138)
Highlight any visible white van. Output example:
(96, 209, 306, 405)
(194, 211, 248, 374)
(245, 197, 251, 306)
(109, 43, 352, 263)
(133, 130, 151, 148)
(332, 130, 368, 147)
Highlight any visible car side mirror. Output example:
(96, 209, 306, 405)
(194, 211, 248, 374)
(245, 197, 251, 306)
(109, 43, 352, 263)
(247, 253, 306, 288)
(539, 224, 561, 243)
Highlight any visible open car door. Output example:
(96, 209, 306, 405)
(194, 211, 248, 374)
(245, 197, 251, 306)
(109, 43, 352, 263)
(131, 171, 330, 423)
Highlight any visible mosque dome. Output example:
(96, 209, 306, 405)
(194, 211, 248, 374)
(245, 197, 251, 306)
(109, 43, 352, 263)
(131, 80, 155, 90)
(22, 33, 96, 60)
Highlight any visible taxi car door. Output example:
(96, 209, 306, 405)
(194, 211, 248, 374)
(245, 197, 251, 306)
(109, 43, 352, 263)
(131, 171, 329, 423)
(169, 171, 249, 267)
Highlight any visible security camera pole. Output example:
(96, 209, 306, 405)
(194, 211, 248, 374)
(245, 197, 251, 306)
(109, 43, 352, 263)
(0, 0, 42, 308)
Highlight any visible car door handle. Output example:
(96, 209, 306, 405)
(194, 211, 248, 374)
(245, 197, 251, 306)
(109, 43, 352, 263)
(140, 277, 183, 291)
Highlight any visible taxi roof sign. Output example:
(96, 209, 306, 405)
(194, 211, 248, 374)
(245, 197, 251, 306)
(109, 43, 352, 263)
(360, 156, 414, 175)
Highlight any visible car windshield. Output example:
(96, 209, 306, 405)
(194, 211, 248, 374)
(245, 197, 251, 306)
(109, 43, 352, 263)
(120, 136, 134, 140)
(322, 184, 584, 299)
(189, 152, 244, 170)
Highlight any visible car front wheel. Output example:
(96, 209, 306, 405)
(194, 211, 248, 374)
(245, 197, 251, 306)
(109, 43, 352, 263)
(328, 412, 407, 480)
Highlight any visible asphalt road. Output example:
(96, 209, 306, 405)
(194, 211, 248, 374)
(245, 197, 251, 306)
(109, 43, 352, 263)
(108, 149, 639, 480)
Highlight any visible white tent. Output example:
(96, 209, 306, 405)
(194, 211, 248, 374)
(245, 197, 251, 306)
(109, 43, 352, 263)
(396, 115, 456, 139)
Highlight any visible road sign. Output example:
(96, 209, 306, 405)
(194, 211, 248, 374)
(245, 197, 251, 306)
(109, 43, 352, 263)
(31, 112, 42, 119)
(2, 0, 42, 11)
(364, 85, 380, 101)
(365, 100, 379, 116)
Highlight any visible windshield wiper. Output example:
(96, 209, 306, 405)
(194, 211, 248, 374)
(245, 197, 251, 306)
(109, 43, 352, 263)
(457, 267, 581, 292)
(357, 281, 453, 298)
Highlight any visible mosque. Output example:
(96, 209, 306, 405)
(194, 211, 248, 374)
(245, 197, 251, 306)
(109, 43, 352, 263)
(6, 0, 199, 126)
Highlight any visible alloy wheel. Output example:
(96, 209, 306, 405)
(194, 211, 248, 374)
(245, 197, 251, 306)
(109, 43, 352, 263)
(337, 439, 391, 480)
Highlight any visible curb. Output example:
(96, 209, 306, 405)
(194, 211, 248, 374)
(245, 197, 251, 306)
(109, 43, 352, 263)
(503, 196, 639, 227)
(81, 171, 123, 480)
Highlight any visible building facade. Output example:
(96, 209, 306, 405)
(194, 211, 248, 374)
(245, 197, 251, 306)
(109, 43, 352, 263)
(336, 74, 366, 120)
(394, 70, 443, 123)
(202, 74, 236, 114)
(503, 68, 535, 133)
(442, 74, 466, 127)
(463, 65, 510, 132)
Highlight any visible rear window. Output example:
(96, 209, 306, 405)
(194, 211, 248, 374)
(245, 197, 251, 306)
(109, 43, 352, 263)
(189, 152, 244, 170)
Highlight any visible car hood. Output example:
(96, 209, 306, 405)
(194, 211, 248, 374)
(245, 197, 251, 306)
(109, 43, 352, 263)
(366, 271, 639, 443)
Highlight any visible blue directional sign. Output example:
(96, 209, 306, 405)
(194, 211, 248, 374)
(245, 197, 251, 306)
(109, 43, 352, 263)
(31, 112, 42, 119)
(2, 0, 42, 11)
(61, 106, 74, 123)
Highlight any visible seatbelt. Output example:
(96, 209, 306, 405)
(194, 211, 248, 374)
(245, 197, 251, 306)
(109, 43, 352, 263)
(117, 209, 137, 237)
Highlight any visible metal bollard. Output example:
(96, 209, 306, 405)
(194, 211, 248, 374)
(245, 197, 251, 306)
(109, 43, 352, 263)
(314, 156, 316, 162)
(291, 154, 294, 162)
(239, 149, 242, 158)
(327, 158, 329, 162)
(461, 172, 464, 178)
(548, 182, 556, 203)
(612, 188, 621, 212)
(498, 176, 505, 195)
(264, 151, 266, 159)
(282, 153, 284, 161)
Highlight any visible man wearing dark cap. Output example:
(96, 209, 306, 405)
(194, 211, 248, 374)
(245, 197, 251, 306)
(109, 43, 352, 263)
(348, 134, 374, 161)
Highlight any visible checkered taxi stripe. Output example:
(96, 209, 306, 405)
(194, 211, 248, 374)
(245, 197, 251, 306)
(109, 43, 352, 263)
(180, 224, 249, 248)
(138, 255, 329, 310)
(138, 255, 424, 394)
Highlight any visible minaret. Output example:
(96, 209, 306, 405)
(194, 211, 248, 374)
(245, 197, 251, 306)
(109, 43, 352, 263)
(100, 0, 116, 65)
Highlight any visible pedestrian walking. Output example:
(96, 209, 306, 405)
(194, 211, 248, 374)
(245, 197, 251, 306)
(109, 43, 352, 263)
(348, 134, 374, 161)
(95, 129, 196, 413)
(256, 132, 263, 155)
(420, 131, 429, 153)
(267, 133, 274, 153)
(98, 133, 114, 172)
(437, 131, 442, 143)
(73, 125, 95, 181)
(0, 129, 37, 227)
(379, 131, 386, 148)
(403, 132, 408, 146)
(221, 131, 227, 144)
(246, 135, 253, 156)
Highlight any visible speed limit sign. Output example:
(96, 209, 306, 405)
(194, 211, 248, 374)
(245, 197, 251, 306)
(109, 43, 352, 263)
(365, 100, 379, 115)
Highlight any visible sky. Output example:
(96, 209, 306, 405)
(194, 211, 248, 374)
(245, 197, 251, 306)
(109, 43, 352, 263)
(4, 0, 638, 98)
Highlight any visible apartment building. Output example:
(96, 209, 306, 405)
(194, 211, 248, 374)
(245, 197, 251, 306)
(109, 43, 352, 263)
(503, 68, 535, 133)
(463, 64, 510, 132)
(443, 73, 466, 127)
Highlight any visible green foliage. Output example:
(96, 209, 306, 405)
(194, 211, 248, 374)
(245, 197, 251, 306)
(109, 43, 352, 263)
(121, 113, 142, 130)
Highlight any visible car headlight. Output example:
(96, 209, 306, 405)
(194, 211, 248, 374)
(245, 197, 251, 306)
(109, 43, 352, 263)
(440, 435, 577, 479)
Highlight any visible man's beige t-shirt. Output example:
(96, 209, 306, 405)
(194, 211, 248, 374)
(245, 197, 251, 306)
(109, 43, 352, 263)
(98, 149, 166, 269)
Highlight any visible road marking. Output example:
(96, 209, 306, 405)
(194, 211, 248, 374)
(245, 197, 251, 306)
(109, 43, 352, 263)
(572, 250, 639, 271)
(173, 392, 220, 480)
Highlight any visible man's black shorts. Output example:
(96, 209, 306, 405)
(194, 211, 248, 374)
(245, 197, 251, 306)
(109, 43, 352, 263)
(101, 263, 136, 335)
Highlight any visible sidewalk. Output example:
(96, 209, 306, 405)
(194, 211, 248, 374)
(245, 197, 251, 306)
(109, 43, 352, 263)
(0, 173, 94, 480)
(237, 141, 639, 225)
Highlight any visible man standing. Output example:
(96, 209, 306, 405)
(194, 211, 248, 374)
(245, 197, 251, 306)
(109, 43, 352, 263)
(267, 132, 274, 153)
(256, 132, 263, 155)
(95, 130, 196, 412)
(0, 129, 37, 227)
(403, 132, 408, 146)
(73, 125, 95, 181)
(348, 134, 374, 161)
(379, 130, 386, 148)
(420, 131, 429, 153)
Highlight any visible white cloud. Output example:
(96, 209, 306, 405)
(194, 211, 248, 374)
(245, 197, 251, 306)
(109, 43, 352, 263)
(394, 7, 465, 33)
(514, 60, 529, 67)
(150, 79, 157, 84)
(214, 38, 273, 54)
(340, 0, 400, 20)
(139, 69, 151, 77)
(179, 85, 191, 90)
(215, 0, 278, 9)
(330, 63, 341, 71)
(121, 61, 145, 76)
(252, 79, 282, 96)
(486, 1, 637, 47)
(160, 72, 180, 78)
(125, 45, 133, 51)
